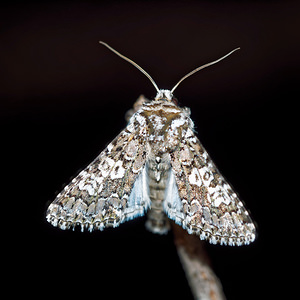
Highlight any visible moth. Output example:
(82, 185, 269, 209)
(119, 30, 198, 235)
(46, 42, 256, 246)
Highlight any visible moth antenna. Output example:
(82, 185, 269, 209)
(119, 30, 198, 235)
(100, 41, 160, 93)
(171, 48, 240, 94)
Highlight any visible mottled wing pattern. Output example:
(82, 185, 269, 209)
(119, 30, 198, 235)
(46, 126, 150, 232)
(166, 128, 256, 246)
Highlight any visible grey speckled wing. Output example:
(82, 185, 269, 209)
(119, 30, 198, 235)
(166, 128, 256, 246)
(46, 122, 150, 232)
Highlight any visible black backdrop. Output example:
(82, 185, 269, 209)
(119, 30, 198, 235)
(2, 1, 297, 299)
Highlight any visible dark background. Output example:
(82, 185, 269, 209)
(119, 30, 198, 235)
(2, 1, 297, 299)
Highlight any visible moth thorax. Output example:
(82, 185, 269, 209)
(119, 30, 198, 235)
(155, 89, 173, 101)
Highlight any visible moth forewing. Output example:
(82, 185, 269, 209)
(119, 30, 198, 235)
(46, 119, 151, 232)
(168, 128, 256, 246)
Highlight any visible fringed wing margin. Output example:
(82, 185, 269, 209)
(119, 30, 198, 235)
(46, 126, 150, 232)
(165, 128, 256, 246)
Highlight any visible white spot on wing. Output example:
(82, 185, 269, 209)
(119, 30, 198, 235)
(188, 168, 202, 186)
(171, 118, 186, 131)
(85, 184, 95, 196)
(110, 160, 125, 179)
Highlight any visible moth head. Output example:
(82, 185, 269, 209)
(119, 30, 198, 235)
(155, 89, 173, 101)
(100, 41, 240, 102)
(154, 90, 179, 106)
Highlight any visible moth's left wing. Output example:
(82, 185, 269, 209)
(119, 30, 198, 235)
(46, 126, 150, 232)
(165, 128, 256, 246)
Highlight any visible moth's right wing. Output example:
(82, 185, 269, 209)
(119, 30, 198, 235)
(164, 128, 256, 246)
(46, 123, 150, 232)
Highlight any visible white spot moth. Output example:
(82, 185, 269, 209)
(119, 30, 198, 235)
(46, 42, 256, 246)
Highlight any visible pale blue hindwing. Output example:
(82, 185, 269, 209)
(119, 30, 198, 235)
(125, 164, 151, 221)
(163, 169, 184, 225)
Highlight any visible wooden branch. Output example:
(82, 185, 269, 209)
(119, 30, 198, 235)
(172, 223, 226, 300)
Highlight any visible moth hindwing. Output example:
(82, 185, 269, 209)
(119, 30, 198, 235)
(47, 93, 256, 246)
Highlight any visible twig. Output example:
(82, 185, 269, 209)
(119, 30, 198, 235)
(172, 223, 226, 300)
